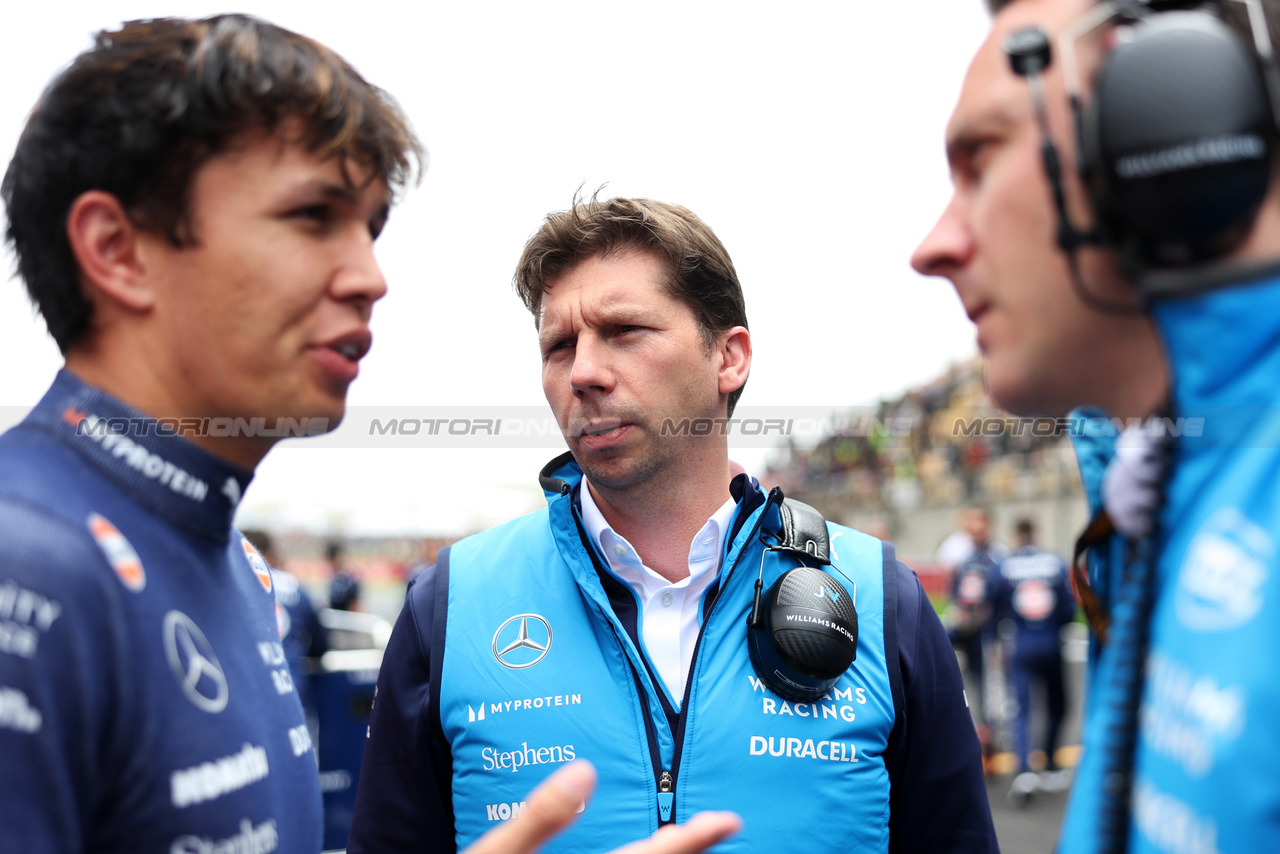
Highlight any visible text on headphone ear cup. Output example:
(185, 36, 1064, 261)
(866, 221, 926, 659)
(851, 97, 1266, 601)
(1090, 11, 1273, 264)
(747, 566, 858, 703)
(770, 568, 858, 679)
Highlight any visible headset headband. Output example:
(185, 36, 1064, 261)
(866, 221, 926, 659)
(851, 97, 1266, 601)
(1010, 0, 1280, 283)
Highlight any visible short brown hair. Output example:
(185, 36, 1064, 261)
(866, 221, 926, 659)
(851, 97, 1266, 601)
(514, 195, 750, 415)
(3, 14, 424, 352)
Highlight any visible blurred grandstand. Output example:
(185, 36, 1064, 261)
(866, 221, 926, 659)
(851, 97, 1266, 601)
(758, 358, 1088, 593)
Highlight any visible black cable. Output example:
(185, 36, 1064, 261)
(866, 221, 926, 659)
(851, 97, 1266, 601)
(1027, 73, 1146, 316)
(1091, 420, 1172, 854)
(1096, 530, 1159, 853)
(1065, 247, 1145, 316)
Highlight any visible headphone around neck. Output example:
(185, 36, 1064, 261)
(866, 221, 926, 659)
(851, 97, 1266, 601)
(746, 499, 859, 703)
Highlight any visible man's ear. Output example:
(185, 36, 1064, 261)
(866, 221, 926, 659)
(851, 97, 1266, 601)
(65, 190, 156, 313)
(717, 326, 752, 396)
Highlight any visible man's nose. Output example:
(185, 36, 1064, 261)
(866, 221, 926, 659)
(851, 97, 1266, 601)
(570, 334, 614, 397)
(911, 195, 973, 279)
(332, 227, 389, 320)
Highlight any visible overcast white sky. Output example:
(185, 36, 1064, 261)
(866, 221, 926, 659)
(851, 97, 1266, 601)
(0, 1, 991, 537)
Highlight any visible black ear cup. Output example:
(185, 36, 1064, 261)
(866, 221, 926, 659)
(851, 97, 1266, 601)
(747, 566, 857, 703)
(1086, 11, 1274, 265)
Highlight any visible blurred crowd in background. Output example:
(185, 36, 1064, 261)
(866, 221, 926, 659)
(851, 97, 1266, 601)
(762, 358, 1080, 512)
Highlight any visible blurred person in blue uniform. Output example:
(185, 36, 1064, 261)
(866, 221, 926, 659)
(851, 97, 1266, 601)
(914, 0, 1280, 849)
(942, 506, 1008, 717)
(993, 519, 1076, 799)
(329, 570, 363, 613)
(245, 530, 330, 724)
(325, 541, 364, 615)
(937, 505, 1010, 575)
(323, 540, 363, 613)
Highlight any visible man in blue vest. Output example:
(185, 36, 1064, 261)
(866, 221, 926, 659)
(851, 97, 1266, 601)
(913, 0, 1280, 849)
(0, 17, 734, 854)
(349, 195, 998, 852)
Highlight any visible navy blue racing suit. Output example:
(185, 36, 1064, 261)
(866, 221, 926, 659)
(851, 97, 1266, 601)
(0, 371, 323, 853)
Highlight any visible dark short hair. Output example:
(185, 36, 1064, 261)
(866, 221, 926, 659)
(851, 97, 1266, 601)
(325, 541, 344, 564)
(329, 571, 361, 611)
(513, 194, 750, 416)
(2, 14, 424, 353)
(1015, 517, 1036, 538)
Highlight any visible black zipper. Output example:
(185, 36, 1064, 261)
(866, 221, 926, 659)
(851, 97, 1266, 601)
(661, 487, 782, 825)
(616, 639, 668, 820)
(572, 484, 781, 827)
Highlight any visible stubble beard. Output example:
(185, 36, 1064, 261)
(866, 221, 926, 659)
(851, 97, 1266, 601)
(574, 430, 670, 495)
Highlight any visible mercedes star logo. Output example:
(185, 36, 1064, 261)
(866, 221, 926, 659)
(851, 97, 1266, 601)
(492, 613, 553, 669)
(164, 610, 229, 713)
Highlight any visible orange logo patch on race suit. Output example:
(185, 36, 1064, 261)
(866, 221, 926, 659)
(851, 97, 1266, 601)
(242, 538, 273, 592)
(87, 513, 145, 591)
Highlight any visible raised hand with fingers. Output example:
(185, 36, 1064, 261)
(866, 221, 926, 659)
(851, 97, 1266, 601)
(462, 761, 741, 854)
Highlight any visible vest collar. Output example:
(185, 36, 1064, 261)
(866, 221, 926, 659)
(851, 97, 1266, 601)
(1143, 264, 1280, 413)
(1139, 265, 1280, 464)
(538, 453, 776, 550)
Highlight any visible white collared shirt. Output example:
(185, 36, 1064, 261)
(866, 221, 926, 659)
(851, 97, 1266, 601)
(579, 480, 738, 706)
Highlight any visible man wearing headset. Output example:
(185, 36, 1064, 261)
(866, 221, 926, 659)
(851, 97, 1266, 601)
(0, 15, 739, 854)
(914, 0, 1280, 850)
(348, 196, 998, 853)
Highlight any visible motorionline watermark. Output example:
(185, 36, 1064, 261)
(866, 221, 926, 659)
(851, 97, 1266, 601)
(365, 415, 913, 439)
(32, 407, 1220, 449)
(950, 416, 1206, 439)
(335, 409, 1216, 446)
(369, 417, 505, 437)
(656, 414, 1207, 439)
(361, 411, 918, 446)
(656, 416, 914, 438)
(73, 412, 331, 439)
